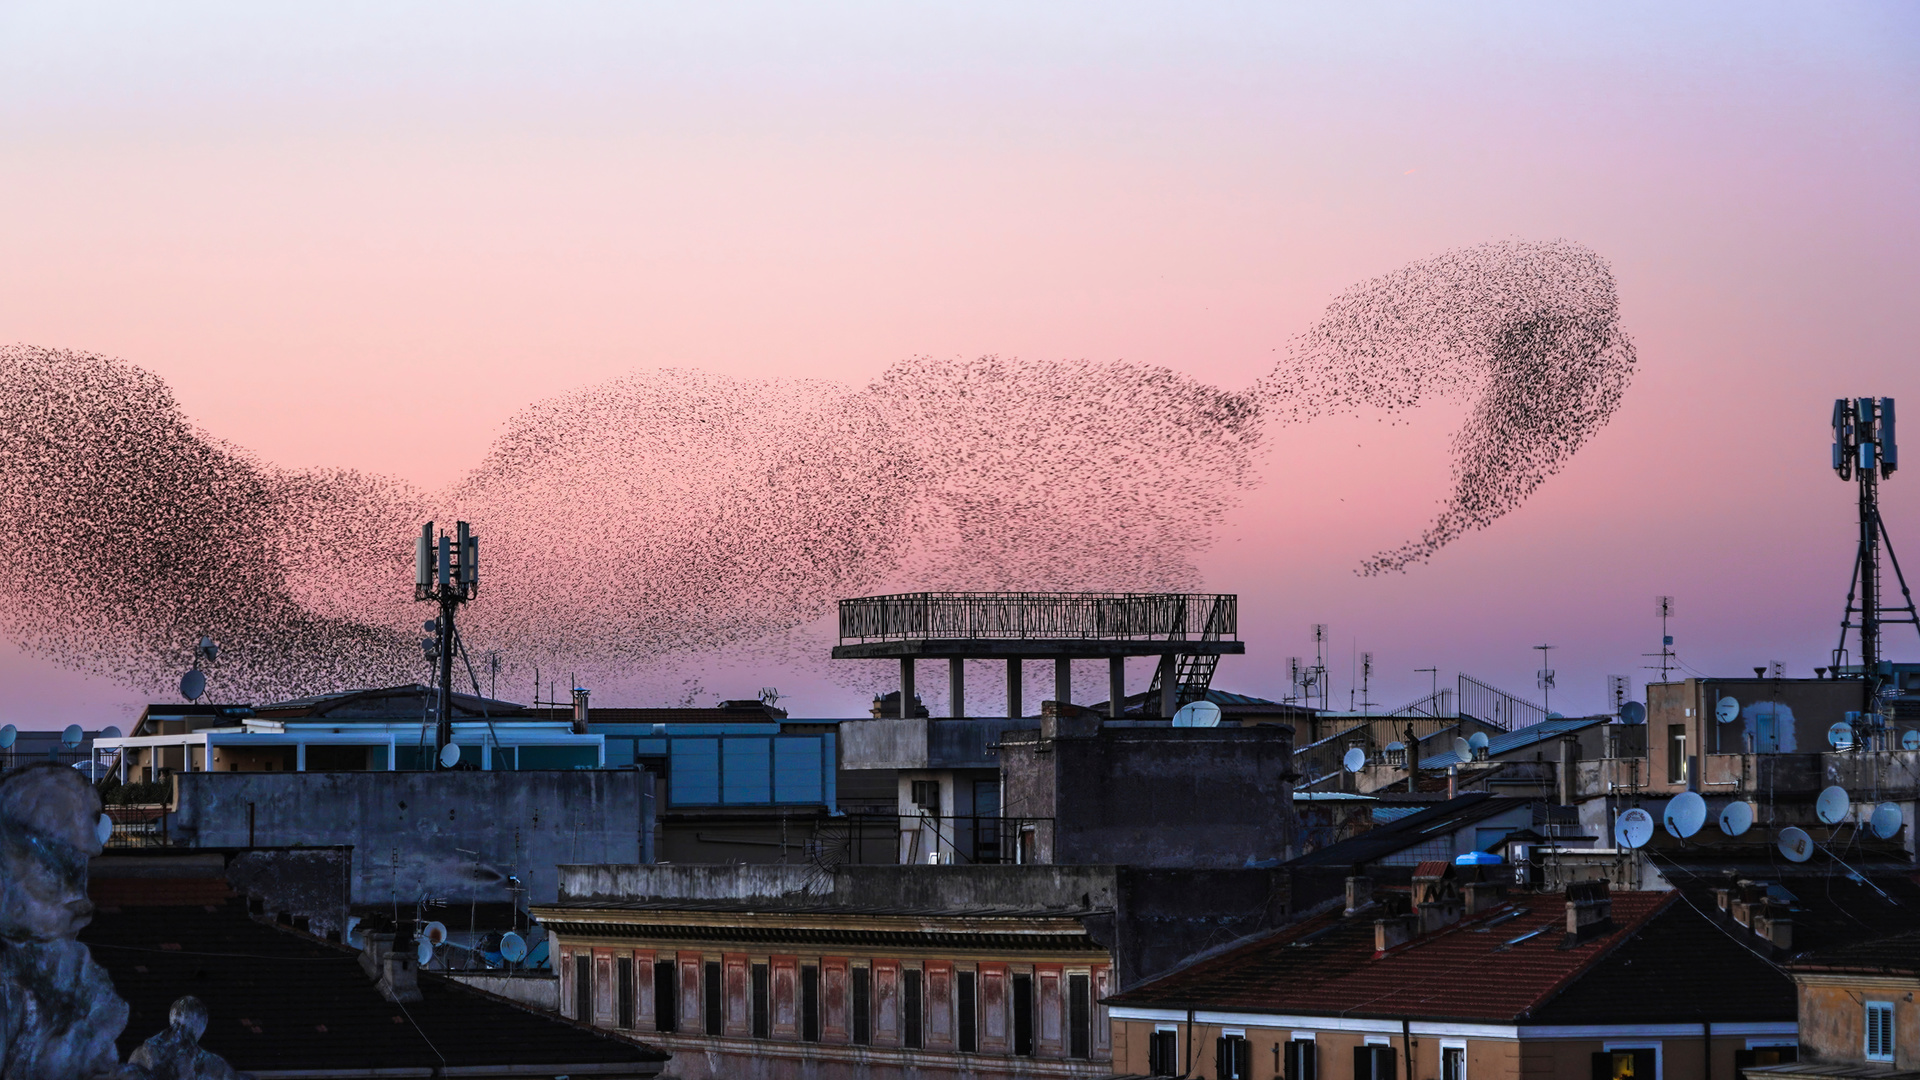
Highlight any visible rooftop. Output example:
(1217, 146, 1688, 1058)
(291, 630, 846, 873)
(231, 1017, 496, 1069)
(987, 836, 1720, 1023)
(1283, 793, 1530, 868)
(1418, 715, 1612, 769)
(831, 590, 1244, 659)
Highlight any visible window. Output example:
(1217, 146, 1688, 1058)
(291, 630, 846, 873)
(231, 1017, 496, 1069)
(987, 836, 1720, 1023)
(1068, 973, 1091, 1059)
(1354, 1044, 1395, 1080)
(1442, 1043, 1466, 1080)
(1868, 1001, 1896, 1062)
(1667, 725, 1688, 784)
(751, 963, 770, 1038)
(574, 953, 592, 1022)
(1011, 973, 1035, 1056)
(1591, 1047, 1656, 1079)
(703, 960, 723, 1037)
(911, 779, 940, 810)
(851, 966, 872, 1046)
(903, 968, 924, 1049)
(1285, 1039, 1317, 1080)
(801, 964, 821, 1043)
(653, 960, 677, 1033)
(1148, 1029, 1180, 1077)
(957, 971, 978, 1052)
(1216, 1033, 1251, 1080)
(616, 957, 634, 1029)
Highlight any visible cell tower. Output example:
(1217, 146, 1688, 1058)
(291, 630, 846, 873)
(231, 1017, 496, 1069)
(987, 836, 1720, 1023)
(416, 521, 480, 767)
(1831, 397, 1920, 690)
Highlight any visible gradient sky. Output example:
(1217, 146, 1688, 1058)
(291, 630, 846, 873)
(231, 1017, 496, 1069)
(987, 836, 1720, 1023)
(3, 3, 1917, 722)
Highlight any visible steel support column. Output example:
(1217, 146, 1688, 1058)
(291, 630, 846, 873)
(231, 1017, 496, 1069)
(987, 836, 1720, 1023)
(900, 658, 916, 719)
(949, 658, 966, 719)
(1109, 657, 1125, 719)
(1055, 658, 1071, 708)
(1157, 655, 1177, 719)
(1008, 659, 1023, 718)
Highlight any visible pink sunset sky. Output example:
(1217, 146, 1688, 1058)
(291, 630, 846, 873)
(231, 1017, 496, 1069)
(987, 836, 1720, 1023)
(2, 3, 1917, 722)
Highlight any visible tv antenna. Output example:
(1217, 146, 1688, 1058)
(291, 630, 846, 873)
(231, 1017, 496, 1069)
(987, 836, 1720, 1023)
(1311, 624, 1330, 711)
(1533, 644, 1556, 716)
(415, 521, 480, 768)
(1831, 397, 1920, 692)
(758, 687, 781, 708)
(1643, 596, 1677, 683)
(1358, 652, 1376, 716)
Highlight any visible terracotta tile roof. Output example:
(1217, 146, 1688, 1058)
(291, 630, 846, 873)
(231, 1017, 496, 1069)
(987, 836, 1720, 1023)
(1106, 891, 1675, 1022)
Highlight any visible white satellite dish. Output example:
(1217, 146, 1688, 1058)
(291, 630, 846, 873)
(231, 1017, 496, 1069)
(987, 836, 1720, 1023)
(1342, 747, 1367, 773)
(1816, 785, 1851, 825)
(416, 937, 434, 966)
(438, 743, 462, 768)
(100, 726, 123, 740)
(96, 813, 113, 846)
(1663, 791, 1708, 838)
(180, 668, 207, 702)
(1871, 802, 1903, 840)
(423, 921, 448, 947)
(1715, 696, 1739, 723)
(345, 917, 363, 949)
(0, 724, 15, 749)
(1385, 740, 1405, 753)
(1171, 701, 1221, 728)
(60, 724, 83, 748)
(499, 931, 528, 962)
(1619, 701, 1646, 725)
(1467, 732, 1490, 756)
(1719, 801, 1754, 837)
(1904, 729, 1920, 751)
(1777, 825, 1814, 863)
(1452, 737, 1471, 761)
(1829, 722, 1855, 750)
(1615, 807, 1654, 849)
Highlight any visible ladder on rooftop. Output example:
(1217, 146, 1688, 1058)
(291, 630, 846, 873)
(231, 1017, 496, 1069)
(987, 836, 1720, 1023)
(1147, 595, 1233, 710)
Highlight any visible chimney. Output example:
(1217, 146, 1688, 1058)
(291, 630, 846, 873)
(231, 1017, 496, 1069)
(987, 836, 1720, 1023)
(1463, 880, 1506, 916)
(1412, 862, 1464, 934)
(1563, 880, 1614, 945)
(571, 687, 590, 734)
(1345, 875, 1374, 916)
(357, 928, 422, 1003)
(1375, 915, 1415, 952)
(1754, 913, 1794, 951)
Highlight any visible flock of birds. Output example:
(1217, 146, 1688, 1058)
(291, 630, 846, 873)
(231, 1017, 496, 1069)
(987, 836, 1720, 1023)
(0, 239, 1635, 702)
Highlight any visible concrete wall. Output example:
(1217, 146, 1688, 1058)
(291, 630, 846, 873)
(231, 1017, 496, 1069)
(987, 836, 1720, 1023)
(1001, 722, 1298, 868)
(172, 769, 649, 906)
(559, 863, 1122, 911)
(452, 971, 561, 1013)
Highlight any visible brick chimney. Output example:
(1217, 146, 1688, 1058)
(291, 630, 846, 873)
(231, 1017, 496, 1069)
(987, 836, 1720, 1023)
(1463, 880, 1506, 916)
(358, 927, 422, 1003)
(1562, 880, 1613, 945)
(1345, 875, 1374, 916)
(1375, 915, 1415, 952)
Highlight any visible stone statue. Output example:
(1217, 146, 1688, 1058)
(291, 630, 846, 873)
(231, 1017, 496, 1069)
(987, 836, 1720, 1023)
(128, 998, 242, 1080)
(0, 762, 130, 1080)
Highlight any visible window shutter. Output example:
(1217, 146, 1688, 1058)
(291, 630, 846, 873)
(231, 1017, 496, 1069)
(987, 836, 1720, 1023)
(1235, 1037, 1253, 1078)
(1218, 1037, 1235, 1080)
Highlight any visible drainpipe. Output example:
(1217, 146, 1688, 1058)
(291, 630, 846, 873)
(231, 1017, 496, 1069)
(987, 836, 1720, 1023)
(1402, 1018, 1414, 1080)
(1704, 1018, 1712, 1080)
(1185, 1007, 1196, 1078)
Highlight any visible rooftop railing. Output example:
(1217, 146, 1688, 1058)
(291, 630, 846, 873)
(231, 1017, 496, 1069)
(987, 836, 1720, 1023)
(839, 591, 1237, 644)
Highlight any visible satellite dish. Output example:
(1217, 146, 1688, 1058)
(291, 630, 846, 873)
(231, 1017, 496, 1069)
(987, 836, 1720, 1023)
(1615, 808, 1654, 849)
(60, 724, 83, 748)
(1467, 732, 1490, 754)
(1172, 701, 1221, 728)
(180, 668, 207, 702)
(345, 917, 363, 949)
(1715, 696, 1739, 723)
(1904, 729, 1920, 751)
(499, 931, 528, 962)
(1829, 722, 1855, 750)
(1777, 825, 1814, 863)
(1663, 791, 1708, 838)
(96, 813, 113, 846)
(100, 726, 123, 739)
(1719, 801, 1753, 837)
(1816, 785, 1852, 825)
(438, 743, 462, 769)
(1342, 747, 1367, 773)
(1385, 740, 1405, 752)
(416, 937, 434, 966)
(1619, 701, 1646, 725)
(0, 724, 16, 749)
(1871, 802, 1903, 840)
(1452, 737, 1471, 761)
(423, 921, 448, 946)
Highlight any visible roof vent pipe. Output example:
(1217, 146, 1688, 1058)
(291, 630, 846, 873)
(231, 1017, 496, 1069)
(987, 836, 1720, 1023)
(572, 687, 590, 734)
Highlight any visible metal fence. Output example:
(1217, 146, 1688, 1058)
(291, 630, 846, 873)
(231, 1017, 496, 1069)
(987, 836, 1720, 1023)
(1456, 675, 1546, 733)
(839, 592, 1237, 643)
(103, 807, 172, 848)
(813, 814, 1056, 866)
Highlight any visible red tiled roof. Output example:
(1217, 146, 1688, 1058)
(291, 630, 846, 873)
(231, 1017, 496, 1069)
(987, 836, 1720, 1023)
(1107, 891, 1674, 1023)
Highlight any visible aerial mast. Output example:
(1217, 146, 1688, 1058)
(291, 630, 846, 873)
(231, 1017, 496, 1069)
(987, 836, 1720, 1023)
(416, 521, 479, 766)
(1831, 398, 1918, 698)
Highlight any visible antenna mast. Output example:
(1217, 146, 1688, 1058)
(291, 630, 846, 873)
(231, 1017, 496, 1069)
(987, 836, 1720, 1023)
(1533, 644, 1556, 716)
(1642, 596, 1676, 684)
(416, 521, 480, 767)
(1832, 397, 1920, 697)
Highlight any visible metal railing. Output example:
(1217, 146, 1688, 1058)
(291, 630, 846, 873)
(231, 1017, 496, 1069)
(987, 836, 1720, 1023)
(103, 807, 172, 849)
(1456, 675, 1545, 733)
(815, 814, 1056, 866)
(839, 592, 1237, 643)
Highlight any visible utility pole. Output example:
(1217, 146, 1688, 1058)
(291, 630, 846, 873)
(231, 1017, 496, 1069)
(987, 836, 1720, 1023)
(416, 521, 479, 767)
